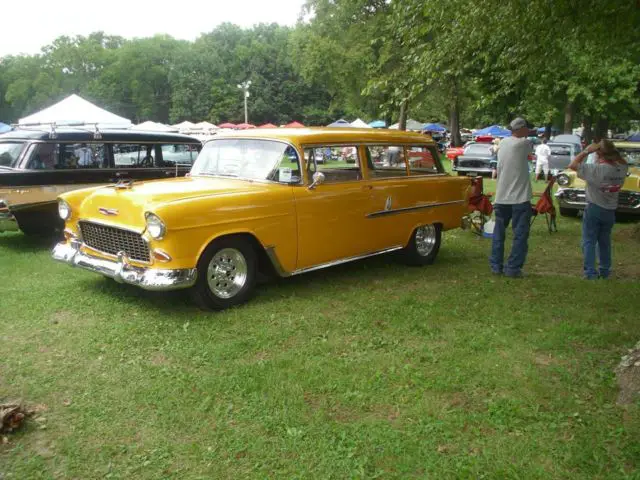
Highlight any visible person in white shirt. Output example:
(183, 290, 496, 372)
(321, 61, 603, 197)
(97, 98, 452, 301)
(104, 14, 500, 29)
(534, 137, 551, 181)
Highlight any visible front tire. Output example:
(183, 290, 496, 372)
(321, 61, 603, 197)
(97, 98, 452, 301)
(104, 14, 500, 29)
(190, 237, 257, 311)
(401, 224, 441, 266)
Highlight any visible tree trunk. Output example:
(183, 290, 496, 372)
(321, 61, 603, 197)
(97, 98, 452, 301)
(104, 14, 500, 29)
(398, 99, 408, 131)
(544, 122, 552, 140)
(449, 100, 462, 147)
(563, 100, 574, 134)
(583, 116, 593, 144)
(595, 117, 609, 140)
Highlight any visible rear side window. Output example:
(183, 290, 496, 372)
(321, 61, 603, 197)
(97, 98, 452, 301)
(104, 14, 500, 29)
(0, 142, 25, 167)
(304, 146, 362, 183)
(407, 146, 442, 175)
(27, 143, 107, 169)
(113, 144, 156, 168)
(366, 146, 408, 178)
(159, 144, 199, 166)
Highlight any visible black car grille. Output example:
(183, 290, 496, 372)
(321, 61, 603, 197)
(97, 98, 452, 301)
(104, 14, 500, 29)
(459, 160, 490, 169)
(79, 221, 150, 263)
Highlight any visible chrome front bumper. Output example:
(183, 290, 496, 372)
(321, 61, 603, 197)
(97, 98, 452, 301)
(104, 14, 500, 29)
(52, 241, 197, 291)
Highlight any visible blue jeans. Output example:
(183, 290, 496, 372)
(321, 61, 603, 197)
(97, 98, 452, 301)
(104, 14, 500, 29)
(490, 202, 532, 276)
(582, 203, 615, 279)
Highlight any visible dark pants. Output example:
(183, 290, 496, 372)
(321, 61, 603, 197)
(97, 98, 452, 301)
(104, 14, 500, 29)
(582, 203, 615, 279)
(490, 202, 532, 276)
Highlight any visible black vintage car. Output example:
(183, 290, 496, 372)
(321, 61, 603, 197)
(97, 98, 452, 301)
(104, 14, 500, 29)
(0, 126, 201, 235)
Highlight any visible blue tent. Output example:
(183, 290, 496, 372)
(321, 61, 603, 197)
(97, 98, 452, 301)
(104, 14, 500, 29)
(0, 122, 10, 133)
(327, 119, 352, 127)
(369, 120, 386, 128)
(474, 125, 511, 137)
(422, 123, 447, 132)
(627, 131, 640, 142)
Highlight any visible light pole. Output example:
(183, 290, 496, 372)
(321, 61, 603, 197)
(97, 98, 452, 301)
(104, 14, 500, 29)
(237, 80, 251, 124)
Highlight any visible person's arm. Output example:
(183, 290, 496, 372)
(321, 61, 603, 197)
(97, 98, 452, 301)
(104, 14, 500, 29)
(568, 142, 599, 171)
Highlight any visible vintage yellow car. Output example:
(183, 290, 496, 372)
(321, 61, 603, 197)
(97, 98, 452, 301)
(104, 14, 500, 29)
(555, 141, 640, 216)
(52, 128, 470, 310)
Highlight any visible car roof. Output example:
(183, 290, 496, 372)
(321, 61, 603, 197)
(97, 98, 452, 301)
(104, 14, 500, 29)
(0, 127, 201, 144)
(211, 127, 436, 145)
(614, 141, 640, 149)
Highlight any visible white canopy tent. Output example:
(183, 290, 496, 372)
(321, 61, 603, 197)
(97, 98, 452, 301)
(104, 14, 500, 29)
(350, 118, 371, 128)
(172, 121, 196, 133)
(132, 121, 178, 132)
(389, 119, 425, 131)
(194, 121, 218, 131)
(19, 94, 132, 129)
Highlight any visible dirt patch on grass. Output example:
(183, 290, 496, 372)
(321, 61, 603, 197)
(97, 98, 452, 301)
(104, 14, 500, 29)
(614, 224, 640, 243)
(48, 310, 78, 325)
(150, 353, 170, 366)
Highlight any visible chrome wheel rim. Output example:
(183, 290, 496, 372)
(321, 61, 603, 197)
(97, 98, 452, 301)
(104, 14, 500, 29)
(415, 225, 437, 256)
(207, 248, 248, 299)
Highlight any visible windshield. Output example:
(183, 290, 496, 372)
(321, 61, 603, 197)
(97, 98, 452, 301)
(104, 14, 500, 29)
(0, 142, 26, 168)
(191, 139, 292, 180)
(619, 148, 640, 167)
(465, 144, 492, 155)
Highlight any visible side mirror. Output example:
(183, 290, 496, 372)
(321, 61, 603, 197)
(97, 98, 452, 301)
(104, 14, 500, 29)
(308, 171, 325, 190)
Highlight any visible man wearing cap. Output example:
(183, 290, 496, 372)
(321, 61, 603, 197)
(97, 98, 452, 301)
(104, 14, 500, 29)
(490, 117, 533, 278)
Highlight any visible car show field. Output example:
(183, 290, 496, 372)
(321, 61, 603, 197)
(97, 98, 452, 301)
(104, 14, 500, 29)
(2, 199, 639, 478)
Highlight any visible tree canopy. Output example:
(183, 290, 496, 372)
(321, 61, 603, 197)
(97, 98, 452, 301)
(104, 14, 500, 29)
(1, 2, 638, 138)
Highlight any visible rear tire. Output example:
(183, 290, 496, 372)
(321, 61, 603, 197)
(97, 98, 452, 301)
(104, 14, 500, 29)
(559, 207, 579, 218)
(401, 224, 441, 266)
(189, 237, 257, 311)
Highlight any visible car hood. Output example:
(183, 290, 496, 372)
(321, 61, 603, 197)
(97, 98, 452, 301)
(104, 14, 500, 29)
(76, 176, 271, 229)
(561, 166, 640, 191)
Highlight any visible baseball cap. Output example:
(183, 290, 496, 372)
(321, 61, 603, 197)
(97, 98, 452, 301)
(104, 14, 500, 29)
(509, 117, 532, 131)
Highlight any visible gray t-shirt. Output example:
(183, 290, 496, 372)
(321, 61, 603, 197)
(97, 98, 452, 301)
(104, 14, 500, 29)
(494, 136, 533, 204)
(577, 161, 628, 210)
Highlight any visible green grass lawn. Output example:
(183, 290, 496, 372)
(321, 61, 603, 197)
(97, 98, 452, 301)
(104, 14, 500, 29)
(1, 199, 640, 478)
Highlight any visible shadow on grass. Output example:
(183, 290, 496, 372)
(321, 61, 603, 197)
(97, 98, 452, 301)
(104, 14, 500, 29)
(79, 250, 474, 315)
(0, 231, 59, 252)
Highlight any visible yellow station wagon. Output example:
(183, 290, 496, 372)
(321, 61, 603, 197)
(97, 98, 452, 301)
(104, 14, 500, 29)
(52, 128, 471, 310)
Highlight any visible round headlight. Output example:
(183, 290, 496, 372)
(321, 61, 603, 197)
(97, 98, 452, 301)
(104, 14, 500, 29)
(145, 212, 166, 239)
(556, 173, 570, 186)
(58, 199, 71, 220)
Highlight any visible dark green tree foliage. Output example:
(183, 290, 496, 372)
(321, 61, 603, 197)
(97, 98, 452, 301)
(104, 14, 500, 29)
(0, 24, 333, 126)
(1, 3, 638, 132)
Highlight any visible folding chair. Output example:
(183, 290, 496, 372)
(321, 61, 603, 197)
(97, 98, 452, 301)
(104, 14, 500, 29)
(465, 176, 493, 236)
(531, 176, 558, 233)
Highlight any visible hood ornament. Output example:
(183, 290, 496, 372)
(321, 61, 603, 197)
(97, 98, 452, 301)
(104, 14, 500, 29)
(114, 179, 134, 189)
(99, 207, 119, 216)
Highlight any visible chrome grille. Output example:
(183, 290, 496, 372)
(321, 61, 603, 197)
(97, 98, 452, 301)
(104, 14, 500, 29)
(618, 191, 639, 207)
(79, 221, 150, 263)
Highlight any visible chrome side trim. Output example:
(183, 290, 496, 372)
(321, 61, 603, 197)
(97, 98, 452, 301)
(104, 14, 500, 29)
(265, 245, 404, 278)
(52, 242, 196, 291)
(367, 200, 465, 218)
